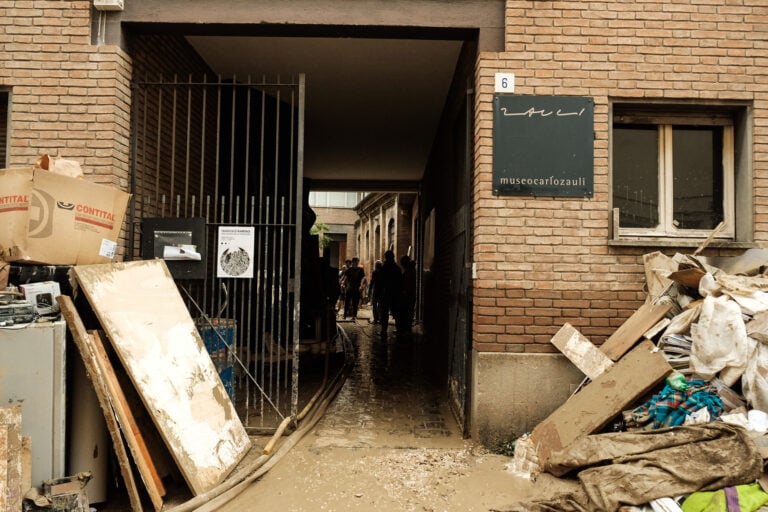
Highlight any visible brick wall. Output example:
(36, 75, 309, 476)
(0, 1, 131, 190)
(472, 0, 767, 353)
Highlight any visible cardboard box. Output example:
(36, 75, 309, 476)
(20, 281, 61, 315)
(0, 168, 130, 265)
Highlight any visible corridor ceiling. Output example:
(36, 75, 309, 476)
(186, 36, 463, 186)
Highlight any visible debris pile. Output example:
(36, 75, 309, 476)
(503, 248, 768, 512)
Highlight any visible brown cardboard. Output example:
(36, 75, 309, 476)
(0, 168, 130, 265)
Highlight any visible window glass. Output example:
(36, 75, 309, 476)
(0, 91, 7, 168)
(672, 126, 724, 230)
(613, 125, 659, 229)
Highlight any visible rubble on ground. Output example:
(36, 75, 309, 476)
(502, 248, 768, 512)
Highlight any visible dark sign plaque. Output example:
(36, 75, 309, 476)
(493, 95, 594, 197)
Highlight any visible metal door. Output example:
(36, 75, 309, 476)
(128, 74, 305, 430)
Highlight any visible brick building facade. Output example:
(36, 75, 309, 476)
(2, 0, 766, 444)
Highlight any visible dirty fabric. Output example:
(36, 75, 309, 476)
(681, 482, 768, 512)
(631, 380, 723, 430)
(495, 423, 762, 512)
(690, 293, 754, 383)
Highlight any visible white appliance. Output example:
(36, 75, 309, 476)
(0, 321, 67, 487)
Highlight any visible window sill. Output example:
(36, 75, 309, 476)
(608, 238, 757, 250)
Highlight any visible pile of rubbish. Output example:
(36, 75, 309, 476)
(502, 248, 768, 512)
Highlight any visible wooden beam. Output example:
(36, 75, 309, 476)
(57, 296, 144, 512)
(600, 303, 672, 361)
(550, 323, 613, 381)
(530, 340, 672, 464)
(89, 330, 166, 508)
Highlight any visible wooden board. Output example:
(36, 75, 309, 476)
(72, 260, 251, 495)
(550, 323, 613, 381)
(530, 340, 672, 464)
(21, 437, 31, 498)
(58, 296, 144, 512)
(599, 303, 672, 361)
(0, 425, 8, 512)
(90, 330, 166, 506)
(0, 405, 22, 512)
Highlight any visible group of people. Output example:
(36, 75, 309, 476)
(336, 250, 416, 336)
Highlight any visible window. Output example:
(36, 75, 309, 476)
(0, 91, 8, 168)
(612, 103, 749, 242)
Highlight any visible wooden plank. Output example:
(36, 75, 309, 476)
(550, 323, 613, 381)
(0, 425, 8, 512)
(530, 340, 672, 464)
(599, 303, 672, 361)
(90, 330, 166, 508)
(72, 260, 251, 495)
(0, 405, 22, 512)
(21, 437, 31, 498)
(57, 296, 144, 512)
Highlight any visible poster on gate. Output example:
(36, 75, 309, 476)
(216, 226, 255, 278)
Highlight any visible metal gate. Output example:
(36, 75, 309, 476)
(128, 74, 305, 430)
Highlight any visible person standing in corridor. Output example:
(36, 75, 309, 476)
(377, 250, 401, 336)
(343, 257, 366, 319)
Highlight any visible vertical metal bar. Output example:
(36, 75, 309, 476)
(203, 195, 210, 315)
(214, 75, 222, 224)
(260, 197, 270, 420)
(199, 76, 208, 218)
(273, 79, 281, 225)
(270, 79, 282, 413)
(154, 78, 164, 214)
(291, 73, 306, 420)
(279, 197, 287, 390)
(184, 74, 193, 217)
(170, 75, 178, 206)
(243, 76, 252, 222)
(228, 75, 237, 222)
(256, 79, 268, 422)
(274, 198, 283, 409)
(245, 195, 255, 425)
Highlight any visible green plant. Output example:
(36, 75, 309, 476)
(310, 222, 331, 252)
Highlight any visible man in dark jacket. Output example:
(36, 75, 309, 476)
(377, 250, 401, 336)
(343, 257, 366, 319)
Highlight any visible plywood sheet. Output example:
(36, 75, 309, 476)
(58, 296, 144, 512)
(72, 260, 251, 495)
(530, 340, 672, 464)
(600, 303, 672, 361)
(550, 323, 613, 380)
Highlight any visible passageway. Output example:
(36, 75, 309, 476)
(218, 306, 525, 512)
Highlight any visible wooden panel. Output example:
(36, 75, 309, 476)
(0, 425, 7, 512)
(90, 330, 166, 506)
(0, 405, 22, 512)
(550, 323, 613, 381)
(530, 340, 672, 464)
(58, 296, 144, 512)
(600, 303, 672, 361)
(72, 260, 251, 495)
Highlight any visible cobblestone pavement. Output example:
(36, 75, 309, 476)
(221, 311, 535, 512)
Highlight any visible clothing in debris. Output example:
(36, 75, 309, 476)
(682, 482, 768, 512)
(494, 423, 763, 512)
(631, 379, 723, 430)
